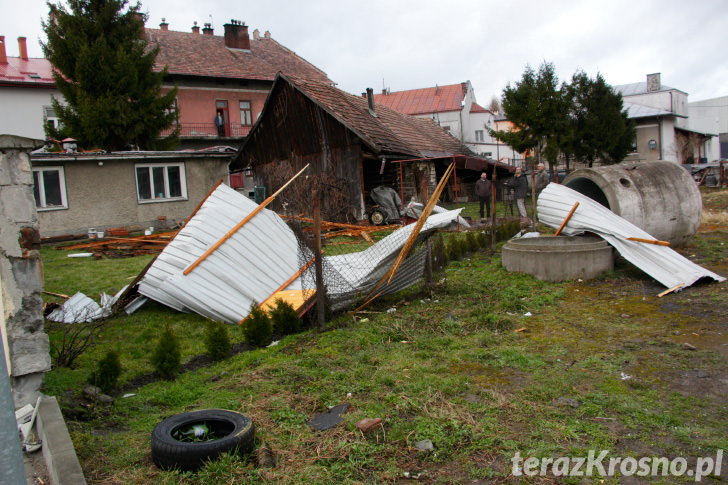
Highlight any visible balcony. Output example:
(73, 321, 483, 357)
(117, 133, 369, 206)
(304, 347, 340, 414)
(160, 122, 252, 138)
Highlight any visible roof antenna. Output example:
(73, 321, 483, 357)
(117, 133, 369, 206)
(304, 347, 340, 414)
(208, 14, 213, 29)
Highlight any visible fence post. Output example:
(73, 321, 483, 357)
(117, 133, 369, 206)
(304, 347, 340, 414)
(313, 192, 325, 331)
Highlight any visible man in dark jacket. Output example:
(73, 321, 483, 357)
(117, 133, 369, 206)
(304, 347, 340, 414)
(505, 167, 528, 219)
(474, 172, 492, 220)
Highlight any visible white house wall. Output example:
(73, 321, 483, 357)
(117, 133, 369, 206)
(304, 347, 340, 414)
(0, 87, 57, 139)
(689, 96, 728, 160)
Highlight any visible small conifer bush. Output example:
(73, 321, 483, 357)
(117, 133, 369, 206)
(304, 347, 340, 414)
(89, 350, 122, 393)
(205, 321, 231, 361)
(242, 303, 273, 347)
(270, 299, 301, 336)
(465, 231, 478, 252)
(151, 325, 181, 380)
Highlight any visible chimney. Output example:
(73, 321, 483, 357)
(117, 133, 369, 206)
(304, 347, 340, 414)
(647, 73, 661, 92)
(366, 88, 376, 115)
(18, 37, 28, 60)
(0, 36, 7, 64)
(224, 20, 250, 49)
(202, 23, 213, 35)
(253, 29, 260, 41)
(160, 18, 168, 31)
(133, 12, 144, 25)
(191, 21, 200, 34)
(264, 30, 271, 39)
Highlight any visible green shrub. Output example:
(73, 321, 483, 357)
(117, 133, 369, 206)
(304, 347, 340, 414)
(464, 231, 478, 252)
(477, 230, 489, 248)
(270, 299, 301, 336)
(205, 321, 231, 361)
(446, 236, 461, 261)
(151, 325, 181, 380)
(88, 350, 122, 393)
(242, 303, 272, 347)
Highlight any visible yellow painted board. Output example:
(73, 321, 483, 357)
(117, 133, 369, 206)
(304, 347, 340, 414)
(260, 289, 315, 313)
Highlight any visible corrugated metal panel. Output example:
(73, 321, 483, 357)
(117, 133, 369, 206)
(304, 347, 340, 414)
(139, 184, 463, 322)
(139, 184, 303, 323)
(537, 183, 725, 289)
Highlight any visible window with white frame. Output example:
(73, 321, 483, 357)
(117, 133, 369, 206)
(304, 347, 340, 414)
(43, 106, 60, 131)
(33, 166, 68, 210)
(239, 100, 252, 126)
(135, 162, 187, 202)
(475, 130, 484, 142)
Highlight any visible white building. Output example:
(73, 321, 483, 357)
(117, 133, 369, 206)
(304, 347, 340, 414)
(688, 96, 728, 161)
(615, 73, 714, 164)
(372, 81, 521, 163)
(0, 36, 58, 140)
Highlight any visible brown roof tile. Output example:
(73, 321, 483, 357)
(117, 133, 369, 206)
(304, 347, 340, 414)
(285, 75, 473, 158)
(146, 28, 331, 83)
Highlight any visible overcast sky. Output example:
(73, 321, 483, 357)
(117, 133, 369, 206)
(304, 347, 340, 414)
(3, 0, 726, 103)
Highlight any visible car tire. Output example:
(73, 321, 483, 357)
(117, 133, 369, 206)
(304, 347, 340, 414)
(368, 208, 387, 226)
(151, 409, 255, 472)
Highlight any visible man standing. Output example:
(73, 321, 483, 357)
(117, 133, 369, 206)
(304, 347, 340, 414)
(215, 111, 225, 136)
(474, 171, 492, 220)
(534, 163, 549, 195)
(505, 167, 529, 220)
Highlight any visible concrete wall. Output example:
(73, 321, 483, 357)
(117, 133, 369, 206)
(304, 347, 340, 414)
(32, 153, 232, 237)
(0, 135, 51, 408)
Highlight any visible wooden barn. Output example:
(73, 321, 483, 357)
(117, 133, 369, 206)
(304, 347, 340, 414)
(231, 73, 513, 222)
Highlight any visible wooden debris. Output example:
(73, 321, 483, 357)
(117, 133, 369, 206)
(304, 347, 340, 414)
(55, 231, 178, 258)
(626, 237, 670, 246)
(554, 201, 579, 236)
(657, 283, 684, 297)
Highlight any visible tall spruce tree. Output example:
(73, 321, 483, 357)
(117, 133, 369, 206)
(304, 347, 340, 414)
(489, 62, 570, 169)
(490, 62, 635, 169)
(565, 71, 636, 167)
(42, 0, 178, 150)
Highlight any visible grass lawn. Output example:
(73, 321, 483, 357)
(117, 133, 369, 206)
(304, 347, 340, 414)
(40, 188, 728, 483)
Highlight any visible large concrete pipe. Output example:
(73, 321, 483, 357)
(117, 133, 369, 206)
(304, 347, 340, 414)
(562, 161, 701, 246)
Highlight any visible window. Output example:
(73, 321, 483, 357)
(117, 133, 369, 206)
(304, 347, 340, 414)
(475, 130, 484, 142)
(135, 163, 187, 202)
(43, 106, 60, 131)
(239, 101, 252, 126)
(442, 125, 452, 133)
(33, 166, 67, 210)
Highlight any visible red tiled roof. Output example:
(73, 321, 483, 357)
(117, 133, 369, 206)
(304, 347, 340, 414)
(0, 57, 55, 86)
(278, 75, 473, 158)
(146, 28, 332, 84)
(470, 102, 489, 114)
(372, 83, 467, 116)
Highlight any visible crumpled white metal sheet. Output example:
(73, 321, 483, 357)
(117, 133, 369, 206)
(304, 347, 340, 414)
(537, 183, 725, 289)
(138, 184, 302, 324)
(47, 286, 128, 323)
(325, 209, 462, 310)
(138, 184, 463, 322)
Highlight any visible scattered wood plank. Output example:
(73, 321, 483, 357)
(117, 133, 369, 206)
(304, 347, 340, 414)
(554, 202, 579, 236)
(626, 237, 670, 247)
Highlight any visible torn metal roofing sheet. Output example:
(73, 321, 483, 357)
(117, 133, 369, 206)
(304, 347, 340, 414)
(138, 184, 304, 324)
(138, 184, 462, 322)
(537, 183, 725, 290)
(325, 209, 462, 310)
